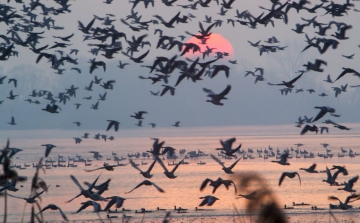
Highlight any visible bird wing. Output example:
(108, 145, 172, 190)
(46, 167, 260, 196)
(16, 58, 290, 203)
(203, 88, 215, 95)
(198, 197, 209, 206)
(309, 163, 317, 171)
(312, 108, 327, 122)
(200, 178, 212, 191)
(348, 175, 359, 187)
(300, 125, 310, 135)
(334, 69, 347, 82)
(129, 158, 142, 172)
(7, 193, 25, 200)
(147, 159, 157, 172)
(296, 172, 301, 186)
(171, 159, 184, 173)
(229, 157, 242, 169)
(104, 198, 116, 211)
(278, 172, 287, 186)
(125, 181, 145, 194)
(75, 201, 91, 213)
(151, 181, 165, 193)
(219, 85, 231, 96)
(115, 197, 125, 208)
(345, 194, 360, 204)
(155, 156, 169, 172)
(135, 50, 150, 61)
(88, 173, 101, 191)
(70, 175, 84, 191)
(210, 154, 225, 168)
(84, 167, 104, 172)
(66, 193, 82, 203)
(288, 72, 304, 84)
(57, 206, 68, 221)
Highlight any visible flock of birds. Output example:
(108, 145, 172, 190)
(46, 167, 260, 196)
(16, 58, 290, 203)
(0, 0, 360, 221)
(1, 135, 360, 221)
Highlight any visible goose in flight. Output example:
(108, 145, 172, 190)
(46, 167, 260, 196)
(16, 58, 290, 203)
(342, 54, 354, 59)
(161, 146, 176, 156)
(153, 11, 181, 28)
(84, 163, 121, 172)
(123, 50, 150, 63)
(8, 116, 16, 125)
(89, 58, 106, 74)
(161, 85, 175, 96)
(199, 195, 219, 206)
(8, 78, 17, 88)
(271, 152, 290, 165)
(312, 106, 336, 123)
(278, 172, 301, 186)
(267, 71, 304, 88)
(135, 120, 143, 127)
(172, 121, 180, 127)
(200, 177, 237, 194)
(147, 138, 165, 156)
(300, 124, 318, 135)
(333, 67, 360, 83)
(125, 180, 165, 194)
(42, 104, 61, 113)
(203, 85, 231, 106)
(155, 156, 183, 179)
(117, 60, 129, 69)
(41, 144, 56, 157)
(36, 204, 68, 221)
(104, 196, 126, 211)
(303, 59, 327, 72)
(186, 21, 216, 39)
(324, 74, 332, 83)
(129, 158, 156, 178)
(216, 137, 241, 157)
(8, 185, 50, 204)
(328, 194, 360, 210)
(131, 111, 147, 119)
(338, 175, 359, 194)
(210, 154, 242, 174)
(322, 166, 345, 186)
(75, 200, 101, 213)
(106, 120, 120, 131)
(66, 174, 106, 203)
(300, 163, 318, 173)
(7, 90, 18, 100)
(237, 191, 257, 200)
(78, 18, 96, 34)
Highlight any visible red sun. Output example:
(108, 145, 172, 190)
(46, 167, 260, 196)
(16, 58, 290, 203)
(182, 33, 234, 58)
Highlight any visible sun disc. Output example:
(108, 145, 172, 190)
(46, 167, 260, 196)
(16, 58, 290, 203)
(183, 33, 234, 58)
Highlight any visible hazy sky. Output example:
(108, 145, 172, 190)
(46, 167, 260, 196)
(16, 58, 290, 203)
(0, 0, 359, 132)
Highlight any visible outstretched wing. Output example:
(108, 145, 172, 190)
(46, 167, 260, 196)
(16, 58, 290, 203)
(210, 154, 225, 168)
(200, 178, 212, 191)
(278, 172, 287, 186)
(151, 181, 165, 193)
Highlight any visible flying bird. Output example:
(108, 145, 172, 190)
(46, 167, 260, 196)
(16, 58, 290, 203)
(203, 85, 231, 106)
(267, 71, 304, 88)
(125, 180, 165, 194)
(41, 144, 56, 157)
(312, 106, 336, 123)
(106, 120, 120, 131)
(200, 177, 237, 194)
(199, 195, 219, 206)
(278, 172, 301, 186)
(36, 204, 68, 221)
